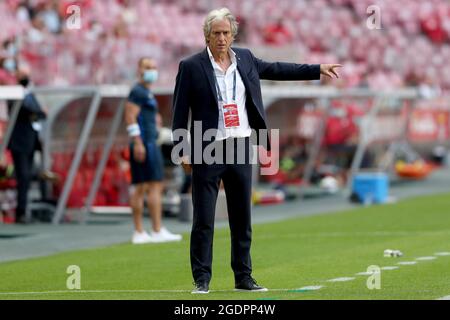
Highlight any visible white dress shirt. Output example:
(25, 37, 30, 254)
(207, 46, 252, 141)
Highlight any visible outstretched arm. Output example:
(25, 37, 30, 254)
(250, 50, 341, 81)
(253, 56, 321, 81)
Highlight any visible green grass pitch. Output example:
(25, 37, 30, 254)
(1, 192, 450, 300)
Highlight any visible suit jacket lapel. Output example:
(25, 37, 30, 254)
(200, 48, 219, 106)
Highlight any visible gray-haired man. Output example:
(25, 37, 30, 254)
(172, 7, 341, 294)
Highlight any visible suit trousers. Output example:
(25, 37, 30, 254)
(11, 150, 35, 219)
(190, 136, 254, 284)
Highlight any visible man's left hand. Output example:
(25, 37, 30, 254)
(320, 64, 342, 79)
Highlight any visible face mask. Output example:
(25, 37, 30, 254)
(143, 70, 158, 83)
(3, 58, 16, 72)
(19, 77, 30, 87)
(7, 44, 17, 56)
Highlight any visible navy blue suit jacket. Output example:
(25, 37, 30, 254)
(171, 47, 320, 158)
(8, 92, 46, 154)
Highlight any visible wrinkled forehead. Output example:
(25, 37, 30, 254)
(210, 19, 232, 33)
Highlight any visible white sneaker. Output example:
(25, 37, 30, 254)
(132, 231, 153, 244)
(150, 226, 182, 243)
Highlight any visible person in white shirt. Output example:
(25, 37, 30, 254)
(172, 8, 341, 294)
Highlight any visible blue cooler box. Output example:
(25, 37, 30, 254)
(352, 172, 389, 204)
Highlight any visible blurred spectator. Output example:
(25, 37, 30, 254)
(420, 11, 445, 44)
(27, 11, 47, 43)
(418, 72, 442, 100)
(85, 20, 105, 42)
(322, 102, 363, 184)
(2, 38, 19, 58)
(0, 56, 17, 85)
(119, 0, 138, 26)
(0, 150, 17, 223)
(262, 18, 293, 46)
(113, 20, 129, 39)
(234, 15, 248, 43)
(7, 67, 47, 223)
(40, 0, 62, 34)
(15, 0, 32, 23)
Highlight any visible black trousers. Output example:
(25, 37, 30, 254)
(190, 137, 254, 284)
(11, 150, 35, 220)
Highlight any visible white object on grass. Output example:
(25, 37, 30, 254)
(384, 249, 403, 257)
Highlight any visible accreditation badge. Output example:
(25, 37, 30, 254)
(221, 102, 240, 128)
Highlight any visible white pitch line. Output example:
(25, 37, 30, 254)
(435, 252, 450, 256)
(397, 261, 417, 265)
(415, 256, 437, 261)
(355, 271, 372, 276)
(295, 286, 323, 291)
(265, 286, 324, 292)
(437, 295, 450, 300)
(327, 277, 355, 282)
(245, 288, 322, 292)
(381, 266, 399, 270)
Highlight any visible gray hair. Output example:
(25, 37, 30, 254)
(203, 8, 239, 44)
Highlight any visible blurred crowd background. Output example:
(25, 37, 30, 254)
(0, 0, 450, 94)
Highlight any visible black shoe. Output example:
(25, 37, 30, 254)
(192, 281, 209, 294)
(235, 277, 268, 292)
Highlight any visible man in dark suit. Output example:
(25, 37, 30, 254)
(8, 69, 47, 224)
(172, 8, 341, 294)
